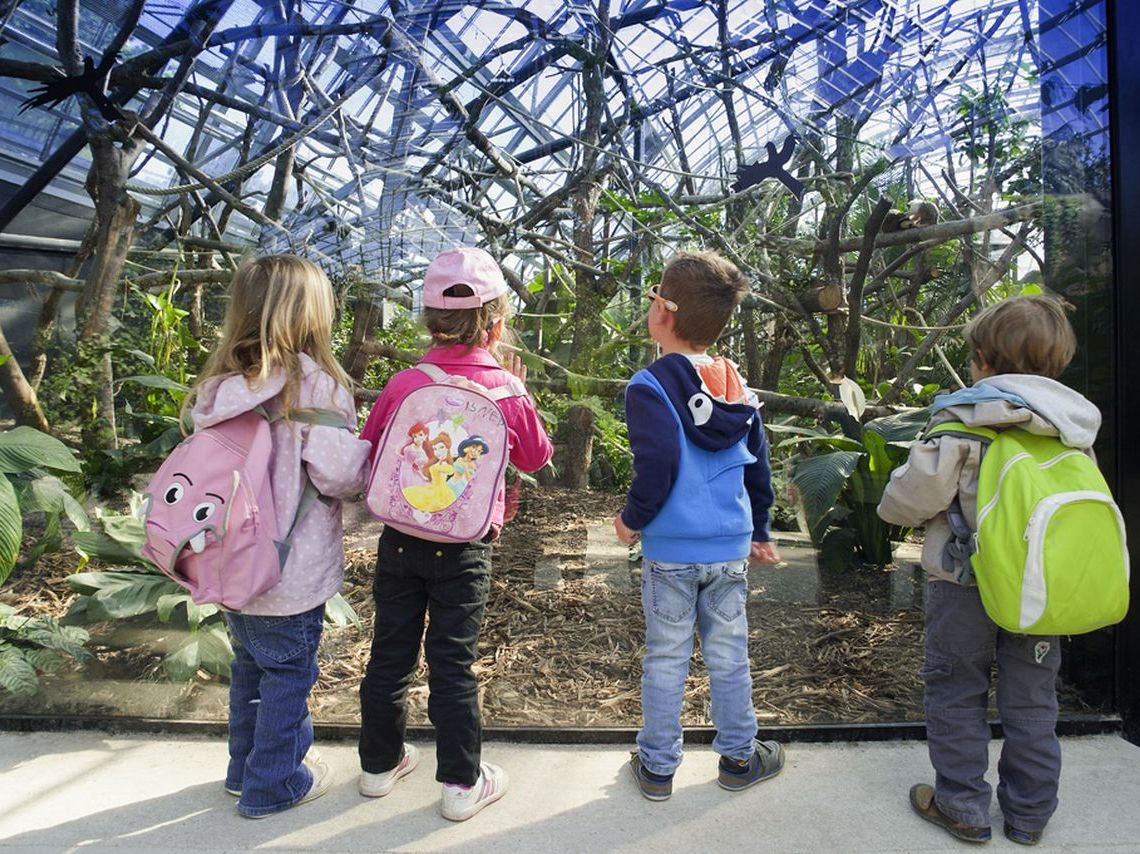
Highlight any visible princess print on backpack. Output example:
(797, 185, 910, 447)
(173, 255, 371, 819)
(358, 247, 552, 821)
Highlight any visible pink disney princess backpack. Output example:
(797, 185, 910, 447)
(365, 364, 525, 542)
(140, 407, 346, 609)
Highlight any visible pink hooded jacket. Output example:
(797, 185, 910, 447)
(360, 344, 553, 536)
(191, 353, 372, 615)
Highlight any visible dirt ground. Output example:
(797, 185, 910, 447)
(0, 484, 1096, 726)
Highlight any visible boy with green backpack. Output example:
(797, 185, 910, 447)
(878, 295, 1129, 846)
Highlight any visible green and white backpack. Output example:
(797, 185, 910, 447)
(926, 421, 1130, 635)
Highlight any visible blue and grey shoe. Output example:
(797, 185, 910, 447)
(1004, 822, 1043, 846)
(717, 739, 785, 791)
(628, 752, 673, 801)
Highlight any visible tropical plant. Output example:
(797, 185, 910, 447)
(66, 502, 360, 681)
(0, 603, 92, 695)
(778, 408, 930, 567)
(0, 425, 92, 694)
(0, 426, 86, 583)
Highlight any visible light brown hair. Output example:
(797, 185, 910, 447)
(186, 254, 350, 421)
(658, 250, 749, 347)
(964, 294, 1076, 378)
(422, 284, 513, 354)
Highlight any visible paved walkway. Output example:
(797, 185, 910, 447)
(1, 731, 1138, 852)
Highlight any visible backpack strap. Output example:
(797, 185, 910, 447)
(923, 421, 999, 443)
(923, 420, 998, 586)
(252, 405, 349, 569)
(414, 363, 527, 402)
(254, 405, 350, 429)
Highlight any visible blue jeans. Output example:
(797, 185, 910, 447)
(923, 581, 1061, 831)
(637, 559, 757, 776)
(224, 604, 324, 817)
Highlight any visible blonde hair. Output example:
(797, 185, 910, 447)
(964, 294, 1077, 378)
(186, 254, 351, 421)
(422, 285, 513, 354)
(659, 250, 749, 347)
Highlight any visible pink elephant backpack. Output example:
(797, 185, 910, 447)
(365, 364, 524, 543)
(140, 407, 345, 609)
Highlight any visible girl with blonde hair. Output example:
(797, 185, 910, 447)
(188, 254, 371, 818)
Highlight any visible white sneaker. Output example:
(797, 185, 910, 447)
(360, 743, 420, 798)
(440, 762, 508, 822)
(241, 751, 332, 819)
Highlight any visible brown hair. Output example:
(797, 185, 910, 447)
(658, 251, 749, 347)
(964, 294, 1076, 378)
(422, 284, 513, 355)
(185, 254, 350, 423)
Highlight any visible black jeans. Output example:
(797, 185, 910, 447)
(358, 526, 492, 785)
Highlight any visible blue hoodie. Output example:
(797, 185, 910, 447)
(620, 353, 774, 563)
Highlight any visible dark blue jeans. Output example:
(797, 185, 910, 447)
(224, 604, 324, 817)
(358, 527, 492, 786)
(923, 581, 1061, 832)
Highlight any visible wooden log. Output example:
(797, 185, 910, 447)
(799, 283, 844, 313)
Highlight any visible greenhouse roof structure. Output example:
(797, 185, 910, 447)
(0, 0, 1103, 289)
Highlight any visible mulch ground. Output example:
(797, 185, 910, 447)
(2, 484, 1095, 726)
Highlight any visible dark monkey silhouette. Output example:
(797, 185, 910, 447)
(20, 53, 123, 122)
(732, 135, 804, 200)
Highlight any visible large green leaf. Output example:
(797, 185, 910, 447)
(0, 474, 22, 583)
(73, 512, 146, 565)
(776, 435, 864, 452)
(790, 450, 863, 541)
(324, 593, 360, 629)
(0, 644, 38, 695)
(164, 622, 232, 681)
(865, 408, 930, 443)
(64, 570, 180, 620)
(0, 427, 80, 473)
(25, 476, 89, 532)
(118, 374, 190, 393)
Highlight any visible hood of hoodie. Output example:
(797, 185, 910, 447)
(189, 354, 324, 429)
(645, 353, 759, 452)
(930, 373, 1100, 448)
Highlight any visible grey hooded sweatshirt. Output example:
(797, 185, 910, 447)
(877, 374, 1102, 583)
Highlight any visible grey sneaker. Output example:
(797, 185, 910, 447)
(717, 740, 785, 791)
(360, 744, 420, 798)
(628, 752, 673, 801)
(440, 762, 508, 821)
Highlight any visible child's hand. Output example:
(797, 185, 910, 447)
(749, 540, 780, 565)
(504, 353, 527, 384)
(614, 515, 640, 545)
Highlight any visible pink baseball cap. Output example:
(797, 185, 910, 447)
(422, 247, 509, 309)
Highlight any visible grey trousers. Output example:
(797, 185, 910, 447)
(922, 580, 1061, 831)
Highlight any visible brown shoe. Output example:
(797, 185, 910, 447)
(909, 783, 992, 843)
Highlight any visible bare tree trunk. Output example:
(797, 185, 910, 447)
(0, 323, 50, 432)
(74, 138, 142, 448)
(567, 8, 616, 372)
(560, 404, 595, 489)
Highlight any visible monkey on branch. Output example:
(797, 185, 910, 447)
(881, 199, 939, 232)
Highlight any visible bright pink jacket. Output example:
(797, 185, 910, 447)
(191, 354, 372, 615)
(361, 345, 553, 535)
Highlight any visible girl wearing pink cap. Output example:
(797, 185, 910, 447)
(357, 247, 553, 821)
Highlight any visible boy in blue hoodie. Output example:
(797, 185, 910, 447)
(614, 250, 785, 801)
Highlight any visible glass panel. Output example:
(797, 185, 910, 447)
(0, 0, 1118, 729)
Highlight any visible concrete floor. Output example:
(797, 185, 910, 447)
(1, 732, 1138, 852)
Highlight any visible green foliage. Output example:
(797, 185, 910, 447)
(539, 393, 632, 491)
(67, 506, 359, 681)
(778, 408, 929, 566)
(0, 603, 92, 696)
(0, 427, 86, 584)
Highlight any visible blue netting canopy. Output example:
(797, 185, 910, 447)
(0, 0, 1054, 289)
